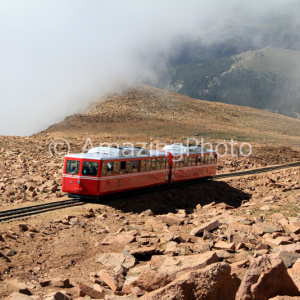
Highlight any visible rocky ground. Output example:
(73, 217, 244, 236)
(0, 134, 300, 299)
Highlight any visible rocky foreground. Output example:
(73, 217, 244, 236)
(0, 136, 300, 299)
(0, 165, 300, 299)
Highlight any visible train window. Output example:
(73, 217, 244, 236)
(197, 156, 201, 165)
(127, 161, 132, 173)
(161, 158, 166, 169)
(151, 159, 156, 170)
(201, 156, 205, 164)
(141, 160, 146, 172)
(65, 160, 80, 175)
(102, 162, 107, 176)
(188, 157, 192, 166)
(114, 161, 120, 174)
(107, 162, 114, 176)
(120, 161, 126, 174)
(184, 157, 189, 167)
(146, 160, 151, 171)
(132, 160, 139, 173)
(179, 158, 184, 167)
(191, 156, 196, 166)
(156, 158, 161, 170)
(214, 154, 217, 163)
(82, 161, 99, 176)
(166, 159, 169, 169)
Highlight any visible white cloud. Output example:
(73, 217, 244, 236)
(0, 0, 295, 135)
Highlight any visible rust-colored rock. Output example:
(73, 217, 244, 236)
(78, 282, 106, 298)
(189, 219, 220, 236)
(140, 262, 237, 300)
(236, 255, 300, 300)
(98, 269, 125, 292)
(136, 269, 175, 292)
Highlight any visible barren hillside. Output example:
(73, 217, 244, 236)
(45, 84, 300, 148)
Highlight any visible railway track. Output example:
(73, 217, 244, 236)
(0, 199, 85, 222)
(213, 161, 300, 180)
(1, 161, 299, 222)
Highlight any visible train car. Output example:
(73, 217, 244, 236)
(62, 146, 170, 199)
(162, 144, 217, 182)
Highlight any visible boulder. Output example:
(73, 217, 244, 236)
(288, 259, 300, 291)
(252, 222, 281, 236)
(4, 293, 33, 300)
(236, 255, 299, 300)
(96, 252, 136, 269)
(140, 262, 237, 300)
(274, 251, 300, 268)
(98, 269, 125, 292)
(136, 269, 175, 292)
(214, 241, 236, 252)
(44, 291, 70, 300)
(78, 282, 106, 298)
(158, 213, 184, 226)
(189, 219, 220, 236)
(154, 251, 219, 277)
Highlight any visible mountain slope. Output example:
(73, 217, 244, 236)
(45, 84, 300, 147)
(168, 47, 300, 118)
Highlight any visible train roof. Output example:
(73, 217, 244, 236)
(65, 146, 168, 161)
(162, 144, 216, 155)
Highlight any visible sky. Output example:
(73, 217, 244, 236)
(0, 0, 295, 136)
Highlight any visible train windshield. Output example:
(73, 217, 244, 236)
(65, 160, 80, 175)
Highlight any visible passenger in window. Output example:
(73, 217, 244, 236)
(127, 161, 132, 173)
(83, 166, 89, 175)
(90, 164, 98, 176)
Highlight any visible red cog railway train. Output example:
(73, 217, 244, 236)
(62, 144, 217, 199)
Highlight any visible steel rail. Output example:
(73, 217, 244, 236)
(213, 161, 300, 180)
(0, 199, 85, 222)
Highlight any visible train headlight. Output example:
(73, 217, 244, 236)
(77, 180, 81, 184)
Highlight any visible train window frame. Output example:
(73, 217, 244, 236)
(65, 160, 80, 175)
(82, 161, 99, 176)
